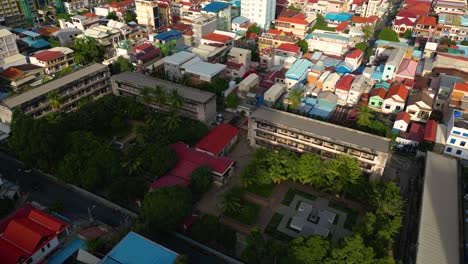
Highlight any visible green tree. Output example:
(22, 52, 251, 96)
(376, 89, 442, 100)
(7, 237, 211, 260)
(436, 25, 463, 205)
(141, 143, 178, 177)
(189, 214, 219, 243)
(377, 28, 399, 42)
(326, 235, 375, 264)
(242, 227, 285, 264)
(124, 11, 137, 23)
(225, 93, 240, 109)
(141, 86, 154, 105)
(283, 236, 330, 264)
(403, 29, 413, 39)
(247, 24, 261, 35)
(189, 165, 213, 195)
(361, 24, 375, 42)
(48, 91, 62, 110)
(296, 153, 323, 185)
(48, 37, 60, 47)
(311, 14, 335, 32)
(55, 66, 73, 78)
(461, 40, 468, 46)
(288, 90, 303, 111)
(72, 38, 105, 64)
(357, 106, 374, 128)
(107, 11, 118, 20)
(164, 113, 181, 131)
(297, 39, 308, 53)
(355, 42, 366, 52)
(288, 5, 302, 11)
(440, 37, 456, 45)
(108, 177, 147, 204)
(111, 56, 134, 74)
(173, 255, 188, 264)
(141, 185, 192, 231)
(167, 89, 184, 113)
(369, 181, 404, 217)
(221, 188, 243, 215)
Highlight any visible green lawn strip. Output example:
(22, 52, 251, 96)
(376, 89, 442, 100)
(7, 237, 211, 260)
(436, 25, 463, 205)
(245, 183, 276, 198)
(282, 188, 317, 206)
(225, 200, 261, 225)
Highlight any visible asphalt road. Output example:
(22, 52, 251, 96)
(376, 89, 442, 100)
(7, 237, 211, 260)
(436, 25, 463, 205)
(0, 151, 128, 227)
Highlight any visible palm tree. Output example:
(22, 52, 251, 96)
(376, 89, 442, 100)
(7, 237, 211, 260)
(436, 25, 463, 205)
(164, 113, 181, 131)
(134, 125, 147, 145)
(141, 87, 154, 105)
(362, 24, 375, 42)
(288, 90, 303, 111)
(357, 106, 374, 127)
(221, 191, 243, 215)
(48, 91, 62, 110)
(123, 157, 143, 175)
(167, 89, 184, 113)
(151, 85, 167, 107)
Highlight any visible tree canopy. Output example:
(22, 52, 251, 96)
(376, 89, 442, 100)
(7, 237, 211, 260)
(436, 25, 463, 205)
(141, 185, 192, 231)
(124, 11, 137, 23)
(72, 38, 105, 64)
(107, 11, 118, 20)
(110, 56, 134, 74)
(297, 40, 308, 53)
(377, 28, 399, 42)
(189, 165, 213, 195)
(310, 14, 335, 32)
(403, 29, 413, 39)
(355, 42, 366, 52)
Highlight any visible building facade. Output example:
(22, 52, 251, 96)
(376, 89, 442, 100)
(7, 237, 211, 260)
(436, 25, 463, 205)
(248, 107, 391, 179)
(111, 72, 217, 125)
(0, 63, 111, 124)
(0, 29, 19, 60)
(240, 0, 275, 29)
(29, 47, 74, 75)
(135, 0, 160, 29)
(444, 110, 468, 159)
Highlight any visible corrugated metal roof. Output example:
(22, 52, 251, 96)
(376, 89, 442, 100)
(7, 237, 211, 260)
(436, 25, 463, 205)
(416, 152, 459, 264)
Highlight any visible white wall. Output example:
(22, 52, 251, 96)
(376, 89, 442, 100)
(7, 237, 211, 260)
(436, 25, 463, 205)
(27, 237, 59, 264)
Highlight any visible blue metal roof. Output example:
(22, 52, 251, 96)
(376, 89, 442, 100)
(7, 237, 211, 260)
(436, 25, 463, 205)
(371, 64, 384, 80)
(322, 57, 341, 67)
(230, 0, 241, 7)
(101, 232, 178, 264)
(232, 16, 249, 25)
(201, 1, 230, 12)
(154, 30, 182, 40)
(48, 238, 86, 264)
(21, 37, 50, 49)
(412, 49, 423, 59)
(21, 30, 40, 38)
(336, 61, 353, 73)
(324, 12, 353, 22)
(285, 59, 314, 80)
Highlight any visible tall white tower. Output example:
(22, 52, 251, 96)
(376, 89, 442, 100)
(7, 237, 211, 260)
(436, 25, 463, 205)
(240, 0, 276, 30)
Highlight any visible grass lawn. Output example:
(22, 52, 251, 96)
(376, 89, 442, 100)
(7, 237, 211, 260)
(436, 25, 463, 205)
(225, 201, 261, 225)
(244, 184, 276, 198)
(329, 201, 359, 230)
(282, 188, 317, 206)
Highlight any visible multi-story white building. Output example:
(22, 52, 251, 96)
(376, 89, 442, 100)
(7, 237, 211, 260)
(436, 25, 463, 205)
(0, 29, 19, 60)
(444, 110, 468, 159)
(248, 107, 391, 179)
(364, 0, 385, 17)
(241, 0, 275, 29)
(307, 30, 358, 56)
(135, 0, 160, 29)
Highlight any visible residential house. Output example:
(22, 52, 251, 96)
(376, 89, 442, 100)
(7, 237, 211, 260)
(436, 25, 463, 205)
(275, 13, 312, 38)
(231, 16, 250, 32)
(350, 0, 369, 16)
(83, 25, 122, 46)
(133, 43, 161, 66)
(364, 0, 387, 18)
(192, 44, 227, 63)
(350, 15, 376, 29)
(392, 17, 416, 36)
(135, 0, 160, 29)
(0, 204, 69, 264)
(273, 43, 302, 67)
(347, 75, 367, 106)
(381, 48, 406, 81)
(94, 0, 133, 18)
(433, 73, 463, 111)
(201, 31, 235, 47)
(63, 0, 85, 14)
(317, 70, 331, 90)
(201, 2, 232, 31)
(307, 30, 354, 56)
(225, 47, 251, 78)
(438, 14, 468, 41)
(157, 2, 172, 31)
(322, 72, 341, 92)
(382, 83, 409, 114)
(449, 82, 468, 111)
(61, 15, 99, 31)
(50, 28, 82, 47)
(324, 12, 353, 27)
(0, 64, 111, 124)
(306, 0, 330, 16)
(111, 72, 217, 125)
(29, 47, 74, 75)
(394, 59, 418, 88)
(195, 124, 238, 156)
(0, 64, 44, 91)
(0, 29, 19, 60)
(433, 0, 467, 15)
(191, 14, 218, 45)
(368, 87, 387, 109)
(413, 16, 438, 38)
(163, 51, 198, 81)
(393, 111, 411, 132)
(444, 110, 468, 159)
(285, 59, 314, 89)
(307, 91, 338, 119)
(345, 49, 364, 70)
(248, 107, 391, 179)
(335, 74, 354, 105)
(181, 60, 227, 84)
(153, 30, 183, 45)
(100, 232, 179, 264)
(264, 83, 286, 106)
(258, 29, 298, 54)
(405, 91, 434, 122)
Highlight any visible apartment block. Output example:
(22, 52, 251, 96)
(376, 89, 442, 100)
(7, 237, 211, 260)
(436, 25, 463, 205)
(444, 110, 468, 159)
(0, 29, 19, 59)
(240, 0, 275, 29)
(111, 72, 217, 125)
(0, 63, 111, 124)
(258, 30, 298, 54)
(29, 47, 74, 75)
(248, 107, 391, 179)
(433, 0, 467, 15)
(438, 14, 468, 41)
(135, 0, 161, 29)
(307, 30, 352, 56)
(201, 2, 231, 31)
(275, 15, 312, 38)
(191, 14, 217, 46)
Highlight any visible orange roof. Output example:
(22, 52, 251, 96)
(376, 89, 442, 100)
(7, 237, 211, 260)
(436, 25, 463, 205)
(83, 12, 97, 17)
(276, 43, 300, 53)
(277, 16, 308, 25)
(385, 83, 409, 102)
(0, 67, 23, 80)
(107, 0, 132, 8)
(346, 49, 363, 59)
(454, 82, 468, 92)
(371, 87, 387, 98)
(203, 33, 232, 43)
(30, 50, 64, 62)
(351, 16, 368, 24)
(417, 15, 437, 26)
(424, 120, 437, 142)
(35, 26, 60, 37)
(335, 22, 349, 32)
(396, 111, 411, 123)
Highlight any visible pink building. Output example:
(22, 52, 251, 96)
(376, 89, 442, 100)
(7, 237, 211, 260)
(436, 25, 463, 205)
(395, 59, 418, 88)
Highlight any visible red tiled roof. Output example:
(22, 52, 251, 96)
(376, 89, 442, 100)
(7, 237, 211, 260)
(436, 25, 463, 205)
(276, 43, 300, 53)
(277, 16, 308, 25)
(184, 29, 194, 36)
(171, 23, 191, 32)
(150, 175, 189, 189)
(371, 87, 387, 98)
(268, 29, 282, 35)
(417, 15, 437, 26)
(409, 123, 425, 142)
(137, 48, 161, 62)
(346, 49, 363, 59)
(203, 33, 232, 43)
(30, 50, 63, 62)
(309, 0, 318, 3)
(107, 0, 132, 8)
(437, 53, 468, 62)
(158, 2, 169, 8)
(195, 124, 238, 156)
(83, 12, 97, 17)
(133, 43, 153, 53)
(454, 82, 468, 92)
(351, 16, 368, 24)
(225, 61, 243, 70)
(353, 0, 368, 4)
(0, 67, 24, 80)
(396, 111, 411, 123)
(188, 8, 200, 12)
(336, 74, 354, 91)
(367, 15, 378, 23)
(335, 22, 349, 32)
(394, 17, 415, 26)
(396, 9, 418, 19)
(78, 226, 109, 240)
(385, 83, 409, 101)
(247, 32, 258, 39)
(424, 120, 437, 142)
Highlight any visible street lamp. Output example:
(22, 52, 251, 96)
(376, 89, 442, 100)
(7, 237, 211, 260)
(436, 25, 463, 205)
(88, 205, 96, 222)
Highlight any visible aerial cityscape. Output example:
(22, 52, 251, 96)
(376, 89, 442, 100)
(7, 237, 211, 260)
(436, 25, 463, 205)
(0, 0, 466, 263)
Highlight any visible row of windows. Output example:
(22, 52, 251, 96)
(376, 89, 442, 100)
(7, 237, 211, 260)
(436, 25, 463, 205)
(452, 130, 468, 137)
(449, 137, 467, 146)
(446, 147, 463, 156)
